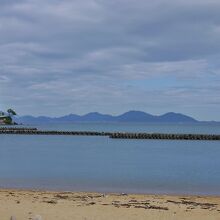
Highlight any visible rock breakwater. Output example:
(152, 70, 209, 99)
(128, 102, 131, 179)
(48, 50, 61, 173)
(0, 127, 220, 141)
(0, 127, 219, 140)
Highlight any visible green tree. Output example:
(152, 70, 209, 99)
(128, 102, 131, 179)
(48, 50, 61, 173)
(7, 109, 17, 117)
(3, 116, 12, 125)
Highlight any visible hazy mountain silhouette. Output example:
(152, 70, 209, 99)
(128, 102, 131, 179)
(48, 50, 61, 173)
(16, 111, 199, 124)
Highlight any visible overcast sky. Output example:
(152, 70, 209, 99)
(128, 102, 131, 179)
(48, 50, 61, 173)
(0, 0, 220, 120)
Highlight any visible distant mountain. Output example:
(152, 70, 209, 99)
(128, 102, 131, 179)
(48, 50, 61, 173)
(158, 112, 197, 123)
(56, 114, 81, 122)
(15, 111, 199, 124)
(80, 112, 114, 122)
(16, 116, 54, 124)
(116, 111, 159, 122)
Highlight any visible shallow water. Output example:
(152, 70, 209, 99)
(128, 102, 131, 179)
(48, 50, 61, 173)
(0, 123, 220, 195)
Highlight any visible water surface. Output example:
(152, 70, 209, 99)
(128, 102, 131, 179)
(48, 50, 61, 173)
(34, 122, 220, 134)
(0, 123, 220, 195)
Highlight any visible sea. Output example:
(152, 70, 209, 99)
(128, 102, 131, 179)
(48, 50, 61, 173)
(0, 122, 220, 195)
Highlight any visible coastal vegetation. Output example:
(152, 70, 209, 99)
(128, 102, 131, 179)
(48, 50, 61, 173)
(0, 109, 17, 125)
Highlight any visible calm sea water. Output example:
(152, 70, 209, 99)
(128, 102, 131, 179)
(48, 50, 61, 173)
(0, 122, 220, 195)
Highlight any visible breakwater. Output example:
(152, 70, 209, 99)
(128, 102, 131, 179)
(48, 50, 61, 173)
(109, 133, 220, 140)
(0, 127, 220, 140)
(0, 127, 37, 131)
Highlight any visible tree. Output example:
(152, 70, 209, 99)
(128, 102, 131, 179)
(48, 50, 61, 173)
(7, 109, 17, 117)
(3, 116, 12, 125)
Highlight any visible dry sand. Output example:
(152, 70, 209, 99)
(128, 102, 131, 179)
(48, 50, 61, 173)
(0, 189, 220, 220)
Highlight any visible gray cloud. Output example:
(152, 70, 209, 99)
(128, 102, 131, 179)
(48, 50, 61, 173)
(0, 0, 220, 120)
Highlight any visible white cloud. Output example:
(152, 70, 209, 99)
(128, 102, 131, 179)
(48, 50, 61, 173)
(0, 0, 220, 119)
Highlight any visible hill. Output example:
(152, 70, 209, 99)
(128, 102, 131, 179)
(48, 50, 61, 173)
(15, 111, 198, 124)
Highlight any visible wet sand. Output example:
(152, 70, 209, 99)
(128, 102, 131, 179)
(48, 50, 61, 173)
(0, 189, 220, 219)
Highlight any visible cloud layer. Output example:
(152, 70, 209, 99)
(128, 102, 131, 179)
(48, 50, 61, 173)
(0, 0, 220, 120)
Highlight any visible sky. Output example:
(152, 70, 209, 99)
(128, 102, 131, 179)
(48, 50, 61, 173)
(0, 0, 220, 120)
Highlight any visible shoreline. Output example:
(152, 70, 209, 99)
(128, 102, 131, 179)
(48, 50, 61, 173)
(1, 188, 220, 219)
(1, 186, 220, 197)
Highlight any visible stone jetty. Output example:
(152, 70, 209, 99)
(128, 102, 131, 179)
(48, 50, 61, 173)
(0, 127, 37, 131)
(109, 132, 220, 140)
(0, 127, 220, 141)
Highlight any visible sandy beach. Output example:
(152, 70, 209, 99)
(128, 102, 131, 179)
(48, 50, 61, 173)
(0, 189, 220, 220)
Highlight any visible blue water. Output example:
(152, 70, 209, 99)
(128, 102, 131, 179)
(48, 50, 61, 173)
(0, 123, 220, 195)
(34, 122, 220, 134)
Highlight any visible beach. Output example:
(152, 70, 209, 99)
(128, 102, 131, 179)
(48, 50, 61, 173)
(1, 189, 220, 220)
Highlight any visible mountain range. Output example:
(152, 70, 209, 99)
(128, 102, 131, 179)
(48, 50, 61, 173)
(15, 111, 200, 124)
